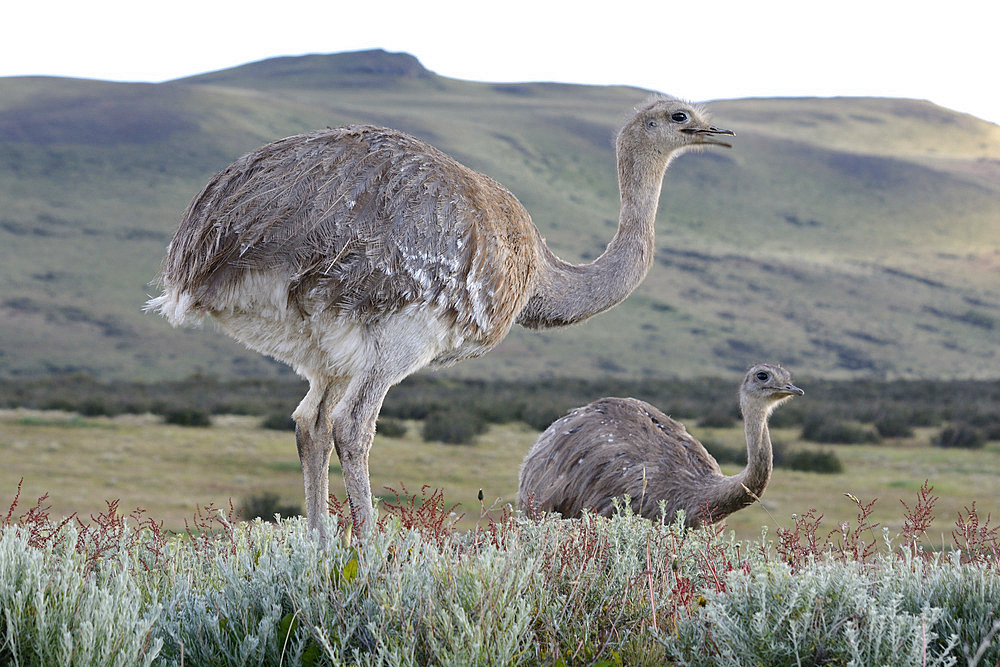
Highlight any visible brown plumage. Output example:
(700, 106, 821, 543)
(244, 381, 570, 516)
(146, 96, 734, 540)
(517, 363, 803, 527)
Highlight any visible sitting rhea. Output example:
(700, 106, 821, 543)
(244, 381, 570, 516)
(517, 363, 803, 527)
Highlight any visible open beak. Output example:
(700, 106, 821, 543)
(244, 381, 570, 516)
(682, 126, 735, 148)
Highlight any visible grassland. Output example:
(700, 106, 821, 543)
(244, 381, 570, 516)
(3, 409, 996, 544)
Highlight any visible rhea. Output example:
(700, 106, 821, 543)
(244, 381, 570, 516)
(517, 363, 803, 527)
(147, 95, 734, 539)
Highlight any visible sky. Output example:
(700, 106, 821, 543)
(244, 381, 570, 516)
(4, 0, 999, 126)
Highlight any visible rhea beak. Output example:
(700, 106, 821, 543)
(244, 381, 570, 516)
(682, 126, 735, 148)
(774, 383, 805, 397)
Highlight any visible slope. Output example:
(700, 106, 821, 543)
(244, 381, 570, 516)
(0, 49, 997, 381)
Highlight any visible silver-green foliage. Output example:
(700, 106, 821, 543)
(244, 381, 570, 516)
(659, 549, 1000, 666)
(0, 527, 162, 666)
(2, 508, 999, 665)
(154, 515, 544, 666)
(660, 557, 956, 666)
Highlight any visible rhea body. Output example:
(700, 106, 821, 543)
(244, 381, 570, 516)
(147, 96, 734, 539)
(518, 363, 803, 527)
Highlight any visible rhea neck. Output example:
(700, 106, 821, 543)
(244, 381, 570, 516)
(515, 145, 676, 329)
(710, 398, 775, 519)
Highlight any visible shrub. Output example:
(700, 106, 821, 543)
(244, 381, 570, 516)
(162, 407, 212, 427)
(239, 493, 301, 522)
(520, 399, 571, 432)
(698, 406, 738, 429)
(703, 440, 746, 465)
(78, 398, 117, 417)
(3, 481, 1000, 666)
(767, 403, 805, 429)
(261, 412, 296, 431)
(874, 409, 915, 438)
(782, 448, 843, 474)
(469, 396, 524, 424)
(801, 414, 880, 444)
(421, 408, 487, 444)
(985, 421, 1000, 442)
(40, 397, 76, 412)
(377, 417, 407, 438)
(934, 423, 985, 449)
(0, 530, 162, 665)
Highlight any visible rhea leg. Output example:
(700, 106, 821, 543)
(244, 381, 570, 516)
(330, 373, 393, 535)
(293, 377, 347, 541)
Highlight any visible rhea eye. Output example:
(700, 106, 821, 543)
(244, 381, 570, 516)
(756, 371, 769, 381)
(671, 112, 689, 123)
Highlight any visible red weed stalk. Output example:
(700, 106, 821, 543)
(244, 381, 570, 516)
(952, 502, 999, 570)
(379, 484, 463, 548)
(183, 499, 243, 557)
(899, 480, 938, 561)
(832, 494, 881, 564)
(775, 508, 825, 571)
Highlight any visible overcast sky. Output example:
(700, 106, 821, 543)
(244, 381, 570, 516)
(5, 0, 999, 125)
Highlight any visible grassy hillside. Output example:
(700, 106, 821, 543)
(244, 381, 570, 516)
(1, 49, 997, 381)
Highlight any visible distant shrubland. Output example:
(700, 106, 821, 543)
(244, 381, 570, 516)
(2, 373, 998, 447)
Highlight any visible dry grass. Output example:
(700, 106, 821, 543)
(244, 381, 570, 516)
(1, 409, 997, 542)
(702, 425, 1000, 543)
(0, 409, 536, 533)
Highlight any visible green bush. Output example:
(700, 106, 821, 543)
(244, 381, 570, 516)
(934, 423, 985, 449)
(766, 403, 805, 428)
(985, 421, 1000, 441)
(162, 407, 212, 427)
(782, 448, 844, 474)
(261, 412, 296, 431)
(698, 406, 738, 429)
(704, 440, 746, 465)
(78, 398, 118, 417)
(377, 416, 407, 438)
(421, 408, 487, 444)
(801, 414, 880, 444)
(874, 410, 916, 438)
(39, 397, 76, 412)
(703, 441, 797, 468)
(519, 399, 571, 432)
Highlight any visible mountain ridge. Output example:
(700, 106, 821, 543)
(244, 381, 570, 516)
(0, 49, 997, 381)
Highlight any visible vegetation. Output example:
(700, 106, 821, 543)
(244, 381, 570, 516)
(2, 377, 998, 544)
(376, 416, 407, 439)
(161, 407, 212, 427)
(934, 423, 987, 450)
(873, 408, 917, 438)
(261, 412, 296, 431)
(421, 407, 488, 444)
(781, 448, 844, 474)
(1, 373, 997, 661)
(800, 414, 881, 444)
(1, 481, 998, 665)
(3, 374, 1000, 441)
(704, 439, 844, 474)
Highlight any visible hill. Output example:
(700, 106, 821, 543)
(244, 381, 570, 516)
(1, 49, 998, 381)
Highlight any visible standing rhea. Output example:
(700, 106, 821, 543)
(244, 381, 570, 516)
(146, 95, 734, 540)
(518, 363, 803, 527)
